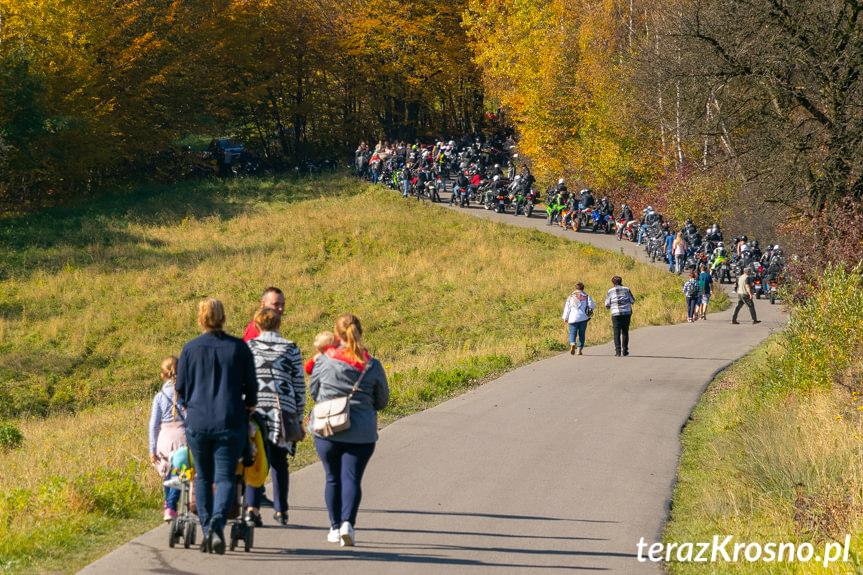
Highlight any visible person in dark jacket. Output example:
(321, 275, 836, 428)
(309, 313, 389, 548)
(176, 298, 257, 554)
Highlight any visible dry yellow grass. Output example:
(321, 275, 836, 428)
(0, 174, 689, 573)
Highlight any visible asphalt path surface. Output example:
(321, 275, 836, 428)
(80, 190, 786, 574)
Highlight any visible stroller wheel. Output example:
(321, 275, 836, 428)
(168, 518, 179, 548)
(244, 525, 254, 552)
(184, 521, 194, 549)
(229, 523, 239, 552)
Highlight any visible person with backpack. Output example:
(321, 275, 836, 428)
(562, 282, 596, 356)
(683, 270, 701, 322)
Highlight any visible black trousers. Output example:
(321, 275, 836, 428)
(611, 314, 632, 354)
(733, 295, 758, 322)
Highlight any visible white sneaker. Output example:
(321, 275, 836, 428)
(339, 521, 355, 547)
(327, 528, 340, 543)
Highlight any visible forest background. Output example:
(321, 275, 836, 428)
(2, 0, 861, 242)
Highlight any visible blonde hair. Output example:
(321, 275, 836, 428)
(313, 331, 336, 352)
(160, 355, 178, 381)
(160, 355, 180, 420)
(254, 307, 281, 332)
(197, 298, 226, 331)
(334, 313, 366, 365)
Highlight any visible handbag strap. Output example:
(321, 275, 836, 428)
(346, 358, 374, 400)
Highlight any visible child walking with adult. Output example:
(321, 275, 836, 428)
(309, 313, 389, 547)
(562, 282, 596, 356)
(683, 270, 701, 322)
(148, 356, 186, 522)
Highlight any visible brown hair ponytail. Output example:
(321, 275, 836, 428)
(335, 313, 366, 365)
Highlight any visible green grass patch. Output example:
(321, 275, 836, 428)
(0, 173, 688, 573)
(664, 267, 863, 574)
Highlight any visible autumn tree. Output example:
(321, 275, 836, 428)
(642, 0, 863, 217)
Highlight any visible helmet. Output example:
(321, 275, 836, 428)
(718, 241, 724, 247)
(493, 175, 500, 181)
(773, 245, 780, 252)
(732, 237, 738, 244)
(622, 203, 628, 210)
(741, 235, 747, 242)
(647, 205, 654, 212)
(558, 178, 565, 185)
(494, 164, 500, 168)
(753, 240, 759, 248)
(685, 218, 693, 225)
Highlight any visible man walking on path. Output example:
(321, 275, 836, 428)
(605, 276, 636, 356)
(731, 268, 760, 325)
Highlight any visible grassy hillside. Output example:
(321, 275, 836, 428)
(0, 173, 694, 573)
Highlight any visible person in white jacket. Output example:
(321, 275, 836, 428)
(562, 282, 596, 356)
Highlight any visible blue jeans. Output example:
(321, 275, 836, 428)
(314, 437, 375, 528)
(568, 321, 588, 349)
(164, 471, 180, 511)
(403, 179, 409, 197)
(638, 224, 647, 244)
(186, 428, 245, 536)
(667, 251, 674, 271)
(686, 296, 699, 319)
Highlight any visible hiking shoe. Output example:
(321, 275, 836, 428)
(339, 521, 355, 547)
(328, 528, 341, 543)
(164, 508, 177, 521)
(752, 320, 761, 324)
(615, 351, 621, 357)
(623, 351, 629, 357)
(731, 321, 740, 324)
(570, 344, 576, 355)
(576, 348, 583, 356)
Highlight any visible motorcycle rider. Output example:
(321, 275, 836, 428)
(546, 179, 569, 225)
(617, 203, 636, 239)
(490, 163, 504, 179)
(578, 188, 595, 210)
(453, 169, 471, 205)
(485, 174, 503, 209)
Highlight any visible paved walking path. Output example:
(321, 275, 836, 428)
(80, 198, 786, 574)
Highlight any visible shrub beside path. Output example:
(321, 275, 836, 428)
(80, 201, 786, 574)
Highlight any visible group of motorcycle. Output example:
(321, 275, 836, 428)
(546, 190, 615, 234)
(639, 216, 786, 304)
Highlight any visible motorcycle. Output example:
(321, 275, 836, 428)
(494, 190, 510, 213)
(451, 185, 469, 207)
(592, 211, 614, 233)
(616, 218, 638, 242)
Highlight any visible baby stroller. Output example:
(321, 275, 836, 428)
(228, 413, 269, 552)
(166, 446, 198, 549)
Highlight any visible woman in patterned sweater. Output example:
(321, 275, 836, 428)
(244, 308, 306, 526)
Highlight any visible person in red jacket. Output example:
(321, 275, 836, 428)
(243, 287, 285, 342)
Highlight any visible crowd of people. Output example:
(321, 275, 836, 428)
(148, 289, 389, 554)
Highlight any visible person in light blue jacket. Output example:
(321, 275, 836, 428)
(562, 282, 596, 356)
(309, 313, 388, 548)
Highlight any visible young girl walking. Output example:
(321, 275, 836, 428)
(148, 356, 186, 521)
